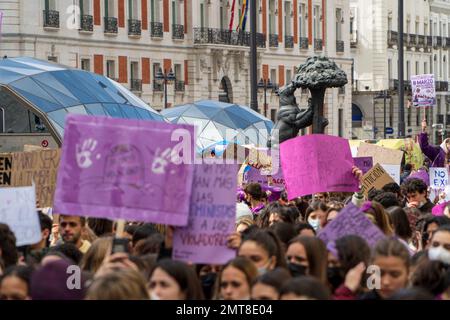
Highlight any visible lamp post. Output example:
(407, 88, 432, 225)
(374, 90, 391, 139)
(155, 67, 176, 109)
(257, 78, 274, 117)
(250, 0, 258, 112)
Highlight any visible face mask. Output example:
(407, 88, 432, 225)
(308, 218, 320, 231)
(150, 292, 160, 300)
(327, 266, 345, 290)
(428, 246, 450, 265)
(200, 273, 217, 298)
(287, 263, 307, 277)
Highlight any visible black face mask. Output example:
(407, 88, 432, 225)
(200, 273, 217, 299)
(288, 263, 308, 277)
(327, 267, 345, 290)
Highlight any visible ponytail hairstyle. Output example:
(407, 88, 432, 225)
(241, 229, 287, 269)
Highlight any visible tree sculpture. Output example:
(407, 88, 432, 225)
(267, 56, 347, 148)
(293, 56, 348, 134)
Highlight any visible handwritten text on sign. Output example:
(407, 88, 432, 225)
(172, 164, 237, 264)
(430, 168, 449, 189)
(280, 134, 359, 200)
(0, 185, 41, 246)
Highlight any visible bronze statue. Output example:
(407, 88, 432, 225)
(268, 56, 347, 148)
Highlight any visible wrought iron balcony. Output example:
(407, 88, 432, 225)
(285, 35, 294, 48)
(436, 81, 448, 92)
(314, 39, 323, 51)
(350, 30, 358, 48)
(269, 34, 279, 48)
(192, 28, 266, 48)
(387, 30, 398, 47)
(79, 14, 93, 32)
(417, 35, 425, 48)
(43, 10, 60, 28)
(446, 37, 450, 49)
(389, 79, 399, 90)
(426, 35, 433, 47)
(256, 33, 266, 48)
(130, 79, 142, 92)
(151, 22, 164, 38)
(436, 36, 443, 48)
(336, 40, 344, 52)
(128, 19, 142, 36)
(299, 37, 309, 49)
(172, 24, 184, 40)
(104, 17, 118, 34)
(153, 80, 164, 91)
(175, 80, 185, 92)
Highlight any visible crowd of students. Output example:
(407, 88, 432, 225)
(1, 120, 450, 300)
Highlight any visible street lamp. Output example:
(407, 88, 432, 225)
(155, 67, 176, 109)
(257, 78, 274, 117)
(374, 90, 391, 139)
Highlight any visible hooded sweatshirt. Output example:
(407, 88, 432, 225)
(418, 132, 449, 167)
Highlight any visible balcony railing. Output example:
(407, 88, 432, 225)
(350, 30, 358, 48)
(153, 80, 164, 91)
(285, 35, 294, 48)
(389, 79, 414, 93)
(269, 34, 279, 48)
(43, 10, 60, 28)
(79, 14, 93, 32)
(437, 114, 445, 124)
(388, 30, 398, 47)
(299, 37, 309, 49)
(426, 35, 433, 47)
(192, 28, 266, 48)
(314, 39, 323, 51)
(175, 80, 185, 92)
(436, 81, 449, 92)
(446, 37, 450, 49)
(446, 114, 450, 125)
(436, 36, 443, 48)
(130, 79, 142, 92)
(128, 19, 142, 36)
(336, 40, 344, 52)
(417, 35, 425, 48)
(256, 33, 266, 48)
(104, 17, 118, 34)
(151, 22, 164, 38)
(172, 24, 184, 40)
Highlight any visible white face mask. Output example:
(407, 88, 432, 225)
(150, 292, 161, 300)
(428, 246, 450, 265)
(308, 218, 320, 231)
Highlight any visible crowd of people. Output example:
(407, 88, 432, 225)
(1, 120, 450, 300)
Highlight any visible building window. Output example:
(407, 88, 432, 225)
(389, 99, 393, 127)
(388, 59, 392, 80)
(129, 0, 139, 20)
(313, 5, 321, 39)
(336, 8, 342, 41)
(151, 0, 161, 23)
(286, 69, 292, 84)
(270, 109, 277, 122)
(81, 58, 91, 71)
(106, 60, 116, 79)
(424, 62, 428, 74)
(406, 60, 410, 80)
(270, 68, 277, 85)
(130, 61, 139, 80)
(424, 22, 428, 36)
(338, 109, 343, 137)
(172, 0, 182, 25)
(415, 61, 419, 75)
(285, 2, 292, 36)
(415, 21, 419, 34)
(174, 63, 182, 80)
(80, 0, 91, 15)
(48, 56, 58, 62)
(269, 0, 276, 34)
(388, 16, 392, 32)
(45, 0, 57, 11)
(105, 0, 115, 17)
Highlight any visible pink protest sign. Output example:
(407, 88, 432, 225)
(172, 164, 237, 264)
(243, 165, 285, 188)
(54, 114, 195, 226)
(317, 203, 386, 247)
(280, 134, 359, 200)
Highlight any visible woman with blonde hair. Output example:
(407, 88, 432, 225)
(86, 269, 149, 300)
(361, 201, 394, 236)
(80, 237, 112, 274)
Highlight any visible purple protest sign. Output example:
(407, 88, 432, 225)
(172, 164, 237, 264)
(280, 134, 359, 200)
(243, 165, 285, 188)
(353, 157, 373, 175)
(54, 114, 195, 226)
(317, 203, 386, 248)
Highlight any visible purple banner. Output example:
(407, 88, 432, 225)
(172, 164, 237, 264)
(54, 114, 195, 226)
(243, 165, 285, 188)
(353, 157, 373, 175)
(280, 134, 359, 200)
(317, 203, 386, 248)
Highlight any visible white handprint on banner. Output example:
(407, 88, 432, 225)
(151, 147, 178, 175)
(76, 138, 101, 169)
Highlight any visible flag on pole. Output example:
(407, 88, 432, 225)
(229, 0, 237, 31)
(237, 0, 248, 31)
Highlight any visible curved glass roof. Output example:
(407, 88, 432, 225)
(161, 100, 273, 150)
(0, 57, 165, 137)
